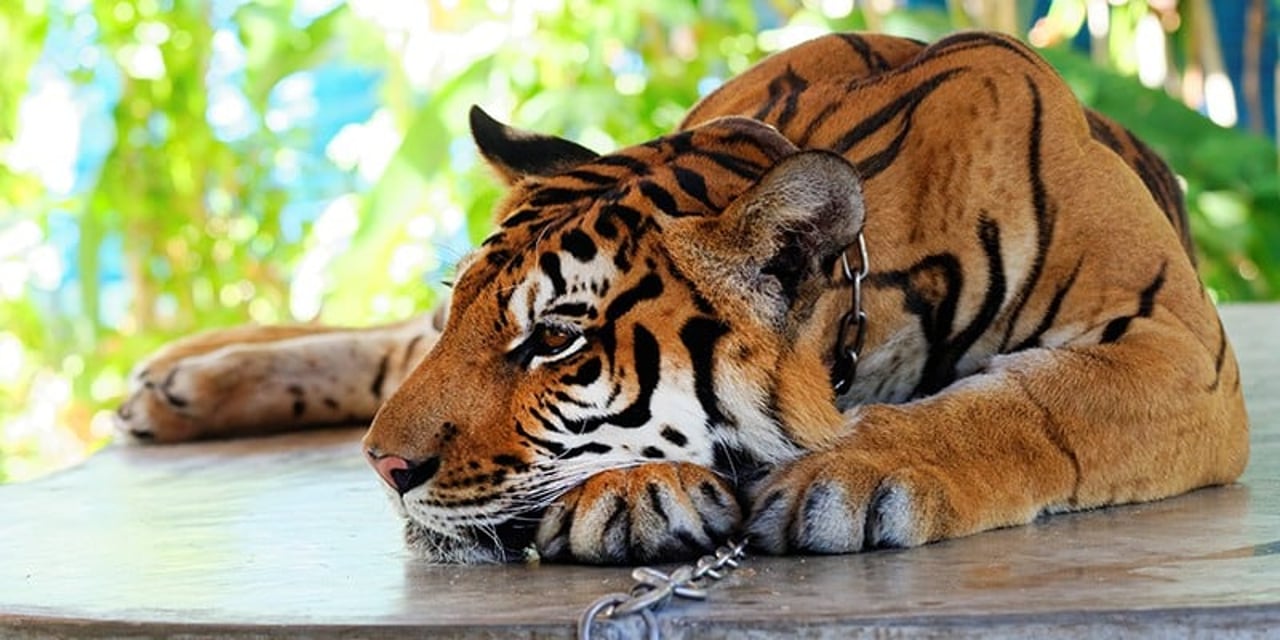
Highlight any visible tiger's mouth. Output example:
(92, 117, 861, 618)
(399, 507, 545, 564)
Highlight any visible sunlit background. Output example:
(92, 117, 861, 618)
(1, 0, 1277, 483)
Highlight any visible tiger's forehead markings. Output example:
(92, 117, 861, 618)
(494, 225, 622, 334)
(469, 129, 774, 335)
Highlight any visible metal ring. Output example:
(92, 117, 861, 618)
(854, 231, 869, 279)
(639, 608, 661, 640)
(851, 271, 863, 323)
(578, 593, 628, 640)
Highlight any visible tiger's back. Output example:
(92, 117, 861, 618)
(686, 32, 1196, 259)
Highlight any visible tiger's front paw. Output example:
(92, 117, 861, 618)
(747, 450, 962, 554)
(114, 351, 239, 444)
(535, 462, 742, 565)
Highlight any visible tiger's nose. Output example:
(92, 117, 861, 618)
(368, 451, 440, 495)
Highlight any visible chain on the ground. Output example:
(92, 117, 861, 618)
(576, 538, 749, 640)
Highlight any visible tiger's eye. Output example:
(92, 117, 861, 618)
(531, 324, 578, 357)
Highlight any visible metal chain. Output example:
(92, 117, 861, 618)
(832, 230, 870, 396)
(577, 539, 749, 640)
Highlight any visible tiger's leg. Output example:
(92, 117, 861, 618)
(534, 462, 743, 565)
(747, 320, 1248, 554)
(115, 308, 446, 444)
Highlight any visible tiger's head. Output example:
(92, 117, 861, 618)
(362, 107, 865, 563)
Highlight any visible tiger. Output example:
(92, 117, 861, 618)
(115, 30, 1249, 565)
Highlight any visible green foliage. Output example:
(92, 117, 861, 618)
(0, 0, 1276, 482)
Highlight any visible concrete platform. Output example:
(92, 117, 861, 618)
(1, 304, 1277, 638)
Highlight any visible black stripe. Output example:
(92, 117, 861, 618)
(1000, 76, 1055, 351)
(661, 426, 688, 447)
(1137, 263, 1166, 317)
(562, 324, 660, 434)
(599, 203, 643, 235)
(1210, 316, 1228, 390)
(515, 421, 565, 455)
(717, 130, 786, 163)
(836, 33, 892, 72)
(680, 317, 732, 429)
(852, 114, 913, 180)
(646, 483, 670, 523)
(642, 446, 666, 459)
(552, 390, 593, 409)
(605, 274, 664, 322)
(690, 148, 768, 180)
(1093, 294, 1146, 350)
(1100, 263, 1167, 344)
(775, 67, 809, 131)
(928, 31, 1039, 67)
(500, 208, 540, 228)
(1011, 257, 1083, 352)
(909, 218, 1006, 396)
(662, 130, 695, 153)
(834, 68, 965, 180)
(560, 441, 613, 459)
(639, 180, 689, 217)
(563, 169, 618, 185)
(870, 254, 963, 370)
(561, 228, 598, 261)
(539, 252, 566, 296)
(1085, 111, 1122, 149)
(593, 213, 618, 239)
(492, 454, 529, 472)
(796, 102, 841, 147)
(561, 357, 602, 386)
(528, 186, 607, 208)
(698, 480, 726, 507)
(593, 154, 652, 175)
(529, 407, 565, 434)
(1122, 128, 1193, 260)
(947, 219, 1008, 366)
(602, 495, 630, 561)
(751, 73, 785, 122)
(673, 166, 717, 211)
(548, 302, 595, 319)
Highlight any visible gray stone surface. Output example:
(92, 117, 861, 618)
(1, 304, 1277, 638)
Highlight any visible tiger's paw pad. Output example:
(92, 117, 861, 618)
(535, 462, 742, 565)
(746, 455, 951, 554)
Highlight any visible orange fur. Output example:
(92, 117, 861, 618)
(119, 31, 1247, 565)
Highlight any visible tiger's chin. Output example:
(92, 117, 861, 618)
(400, 514, 542, 565)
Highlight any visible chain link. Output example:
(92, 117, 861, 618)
(577, 539, 749, 640)
(832, 230, 870, 396)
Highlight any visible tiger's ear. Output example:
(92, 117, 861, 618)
(668, 150, 865, 324)
(469, 106, 599, 184)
